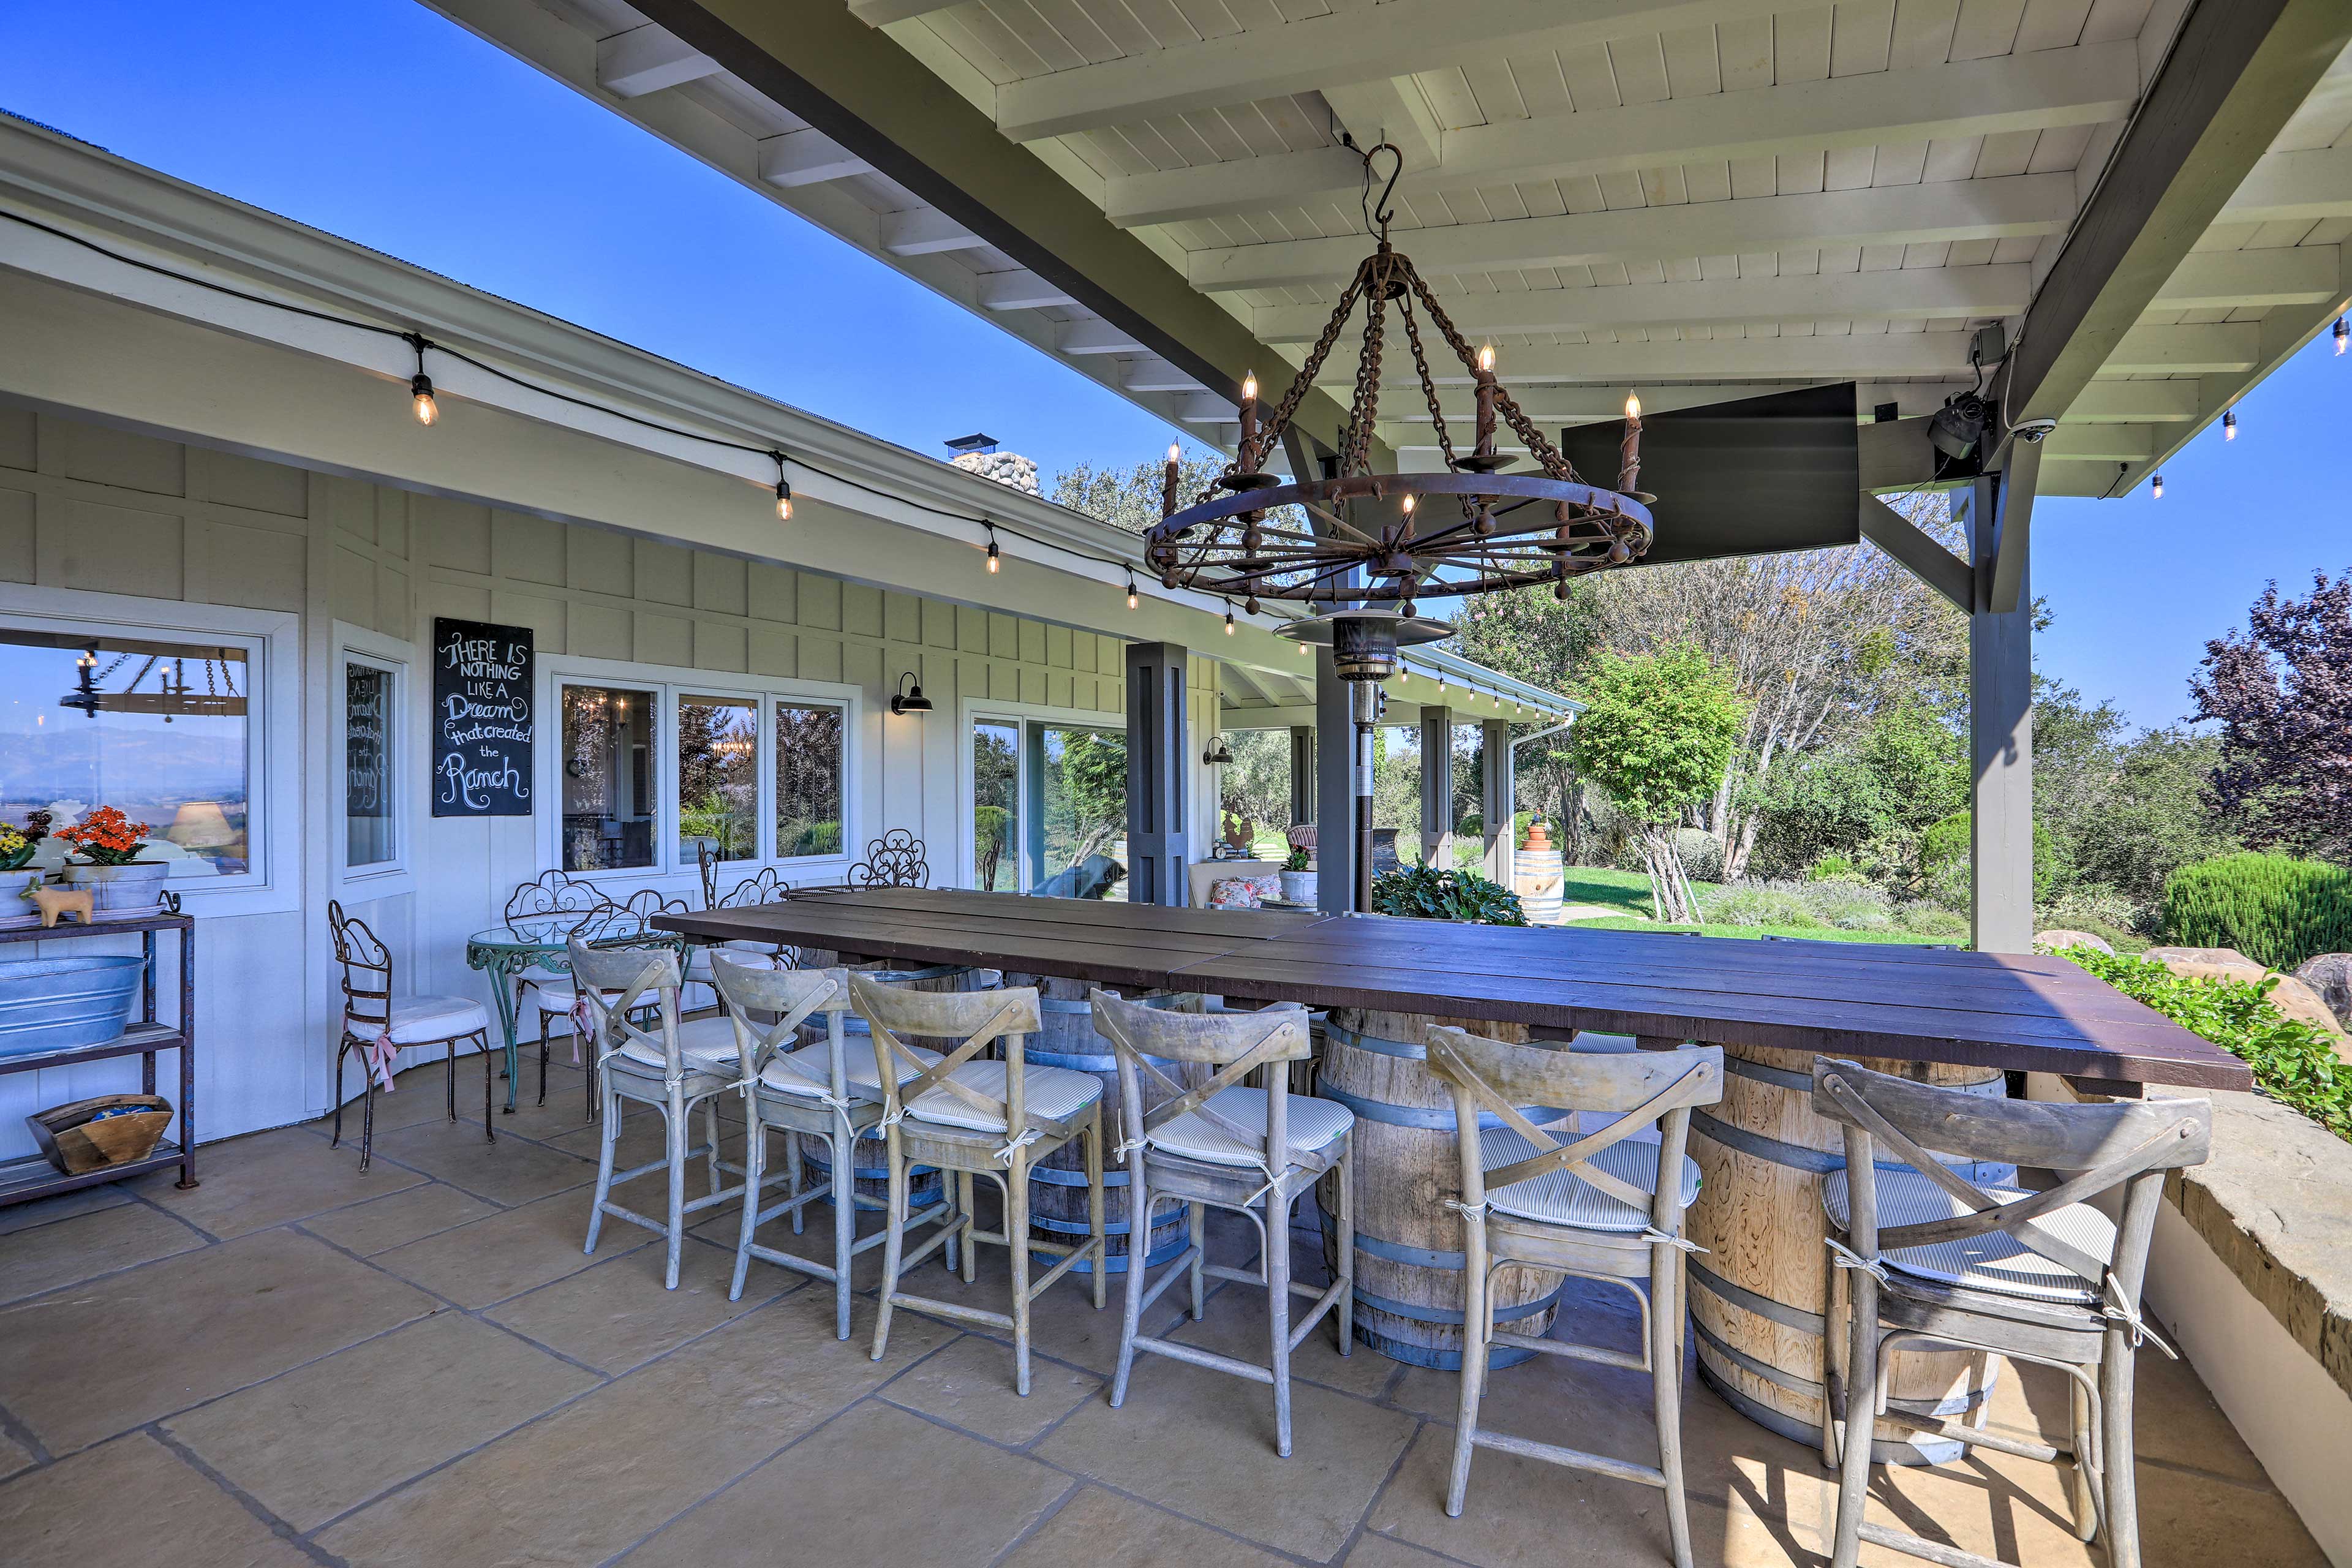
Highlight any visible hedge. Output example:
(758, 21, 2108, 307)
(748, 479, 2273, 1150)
(2161, 852, 2352, 971)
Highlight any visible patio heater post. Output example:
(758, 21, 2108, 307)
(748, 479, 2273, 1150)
(1124, 640, 1190, 907)
(1965, 473, 2035, 952)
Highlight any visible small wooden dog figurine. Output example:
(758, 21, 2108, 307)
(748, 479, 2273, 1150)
(21, 875, 94, 928)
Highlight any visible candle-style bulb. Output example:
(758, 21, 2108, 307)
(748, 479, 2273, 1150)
(1401, 494, 1415, 516)
(1624, 391, 1642, 420)
(1242, 372, 1257, 402)
(1477, 345, 1494, 373)
(1167, 442, 1180, 462)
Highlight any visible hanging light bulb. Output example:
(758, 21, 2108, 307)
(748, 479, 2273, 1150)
(2223, 407, 2237, 442)
(1223, 601, 1236, 635)
(2335, 317, 2348, 355)
(404, 333, 438, 426)
(771, 451, 793, 521)
(1436, 673, 1446, 694)
(984, 521, 1001, 573)
(2152, 473, 2165, 499)
(1125, 573, 1139, 611)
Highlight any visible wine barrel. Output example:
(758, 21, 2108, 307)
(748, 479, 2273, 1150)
(1512, 845, 1564, 925)
(1002, 974, 1186, 1274)
(1684, 1040, 2014, 1464)
(1317, 1008, 1569, 1370)
(797, 963, 997, 1208)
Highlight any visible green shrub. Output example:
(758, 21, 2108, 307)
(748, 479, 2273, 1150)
(1372, 862, 1527, 925)
(1893, 902, 1970, 940)
(1921, 810, 2058, 905)
(1702, 877, 1894, 931)
(2161, 853, 2352, 970)
(1806, 854, 1864, 883)
(2051, 945, 2351, 1142)
(1673, 827, 1726, 884)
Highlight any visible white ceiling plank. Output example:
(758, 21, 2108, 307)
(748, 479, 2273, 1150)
(1191, 172, 2076, 290)
(1106, 41, 2135, 227)
(2094, 323, 2261, 375)
(1120, 356, 1208, 390)
(757, 128, 874, 187)
(1253, 262, 2027, 339)
(594, 25, 723, 99)
(1058, 318, 1151, 353)
(978, 268, 1082, 309)
(1313, 331, 1981, 381)
(1320, 77, 1444, 172)
(2221, 145, 2352, 225)
(994, 0, 1795, 142)
(2067, 380, 2203, 420)
(2040, 423, 2157, 461)
(880, 208, 988, 255)
(2154, 246, 2339, 309)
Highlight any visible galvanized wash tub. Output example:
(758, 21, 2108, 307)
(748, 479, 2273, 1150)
(0, 955, 145, 1058)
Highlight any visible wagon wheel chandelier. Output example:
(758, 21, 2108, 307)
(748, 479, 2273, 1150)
(1145, 144, 1656, 614)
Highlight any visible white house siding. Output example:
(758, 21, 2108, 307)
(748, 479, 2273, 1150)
(0, 405, 1199, 1158)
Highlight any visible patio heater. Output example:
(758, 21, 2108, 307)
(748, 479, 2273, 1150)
(1273, 608, 1452, 913)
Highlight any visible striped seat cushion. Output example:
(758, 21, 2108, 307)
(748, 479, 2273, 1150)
(1480, 1127, 1702, 1234)
(1823, 1168, 2113, 1305)
(608, 1015, 740, 1079)
(1145, 1088, 1353, 1169)
(903, 1061, 1102, 1133)
(760, 1042, 941, 1100)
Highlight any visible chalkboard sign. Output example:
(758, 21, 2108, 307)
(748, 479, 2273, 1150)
(431, 618, 533, 817)
(345, 663, 394, 864)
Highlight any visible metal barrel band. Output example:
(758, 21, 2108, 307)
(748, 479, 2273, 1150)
(1693, 1109, 2019, 1187)
(1350, 1280, 1567, 1328)
(1317, 1084, 1575, 1132)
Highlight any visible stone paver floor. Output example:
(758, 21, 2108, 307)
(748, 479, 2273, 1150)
(0, 1057, 2326, 1568)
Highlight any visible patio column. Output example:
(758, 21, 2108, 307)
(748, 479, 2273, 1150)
(1482, 717, 1513, 884)
(1419, 704, 1454, 869)
(1966, 471, 2035, 952)
(1125, 639, 1190, 907)
(1287, 725, 1315, 827)
(1313, 650, 1357, 913)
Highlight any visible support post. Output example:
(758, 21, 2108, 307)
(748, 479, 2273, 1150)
(1419, 705, 1454, 869)
(1482, 717, 1513, 886)
(1125, 640, 1189, 907)
(1967, 474, 2034, 952)
(1287, 725, 1315, 827)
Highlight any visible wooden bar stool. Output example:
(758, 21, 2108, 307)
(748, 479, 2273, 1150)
(1093, 990, 1354, 1458)
(1810, 1058, 2212, 1568)
(858, 976, 1107, 1395)
(713, 958, 957, 1340)
(1422, 1027, 1723, 1568)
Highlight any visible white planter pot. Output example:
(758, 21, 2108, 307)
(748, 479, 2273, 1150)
(62, 861, 169, 913)
(1279, 870, 1318, 905)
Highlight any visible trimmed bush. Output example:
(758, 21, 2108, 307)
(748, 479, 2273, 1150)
(1921, 809, 2058, 905)
(1673, 827, 1726, 884)
(2161, 852, 2352, 971)
(1806, 853, 1864, 883)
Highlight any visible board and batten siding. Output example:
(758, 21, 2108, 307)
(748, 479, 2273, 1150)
(0, 405, 1178, 1158)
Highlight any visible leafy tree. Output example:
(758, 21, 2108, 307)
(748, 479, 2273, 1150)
(1747, 696, 1966, 881)
(1567, 645, 1748, 921)
(2065, 726, 2241, 908)
(973, 726, 1017, 889)
(2190, 569, 2352, 862)
(1042, 728, 1128, 872)
(1050, 454, 1228, 537)
(1218, 727, 1292, 852)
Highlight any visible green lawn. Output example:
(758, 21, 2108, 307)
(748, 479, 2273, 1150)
(1556, 865, 1677, 918)
(1553, 864, 1966, 945)
(1559, 914, 1958, 946)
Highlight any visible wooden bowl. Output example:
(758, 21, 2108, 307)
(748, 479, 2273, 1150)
(28, 1093, 174, 1175)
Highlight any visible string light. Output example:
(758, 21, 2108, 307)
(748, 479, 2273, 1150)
(1125, 571, 1139, 611)
(771, 450, 793, 522)
(2223, 407, 2237, 441)
(2152, 473, 2165, 499)
(984, 521, 1001, 574)
(404, 332, 438, 427)
(2336, 317, 2348, 355)
(1223, 601, 1236, 635)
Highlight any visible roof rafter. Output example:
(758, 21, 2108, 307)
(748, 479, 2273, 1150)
(1111, 44, 2139, 230)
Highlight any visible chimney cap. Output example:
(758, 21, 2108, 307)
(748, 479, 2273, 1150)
(945, 432, 1000, 454)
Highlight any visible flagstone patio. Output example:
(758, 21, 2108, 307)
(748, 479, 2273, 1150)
(0, 1059, 2326, 1568)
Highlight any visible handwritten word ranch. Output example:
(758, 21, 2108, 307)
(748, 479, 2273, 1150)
(440, 634, 526, 682)
(438, 753, 528, 811)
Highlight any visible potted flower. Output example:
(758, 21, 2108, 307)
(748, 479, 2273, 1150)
(56, 807, 167, 913)
(1278, 845, 1317, 907)
(0, 824, 33, 874)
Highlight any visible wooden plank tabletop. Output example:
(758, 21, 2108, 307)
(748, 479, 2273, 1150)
(655, 890, 2250, 1091)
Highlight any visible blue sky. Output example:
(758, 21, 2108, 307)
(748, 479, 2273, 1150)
(4, 0, 2344, 733)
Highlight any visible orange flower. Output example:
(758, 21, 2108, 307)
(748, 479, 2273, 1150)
(58, 806, 151, 864)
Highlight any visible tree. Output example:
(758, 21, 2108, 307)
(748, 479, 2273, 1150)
(1218, 728, 1292, 851)
(1567, 645, 1748, 921)
(2190, 569, 2352, 863)
(1051, 455, 1227, 536)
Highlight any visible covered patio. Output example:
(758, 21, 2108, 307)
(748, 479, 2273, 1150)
(6, 1, 2352, 1566)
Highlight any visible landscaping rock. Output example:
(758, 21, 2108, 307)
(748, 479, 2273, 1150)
(2294, 954, 2352, 1030)
(2036, 928, 2114, 955)
(2144, 946, 2271, 985)
(2267, 975, 2352, 1061)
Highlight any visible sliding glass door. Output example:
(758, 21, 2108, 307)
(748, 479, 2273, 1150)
(971, 716, 1128, 900)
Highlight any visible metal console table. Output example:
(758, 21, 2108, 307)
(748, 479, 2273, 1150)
(0, 908, 198, 1205)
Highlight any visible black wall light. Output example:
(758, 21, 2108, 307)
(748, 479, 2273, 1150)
(890, 673, 933, 716)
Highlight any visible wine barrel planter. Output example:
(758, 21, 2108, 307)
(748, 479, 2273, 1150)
(1003, 974, 1188, 1274)
(1512, 845, 1564, 925)
(796, 962, 996, 1208)
(1317, 1008, 1572, 1370)
(1683, 1040, 2015, 1464)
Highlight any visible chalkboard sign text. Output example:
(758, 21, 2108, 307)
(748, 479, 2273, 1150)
(432, 618, 533, 817)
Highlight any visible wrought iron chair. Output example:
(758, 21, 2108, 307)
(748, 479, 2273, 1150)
(1421, 1026, 1723, 1568)
(1093, 990, 1354, 1457)
(850, 829, 929, 889)
(570, 938, 761, 1289)
(714, 958, 959, 1339)
(1810, 1058, 2212, 1568)
(328, 899, 494, 1171)
(527, 892, 687, 1118)
(503, 868, 614, 922)
(702, 865, 801, 971)
(858, 976, 1107, 1394)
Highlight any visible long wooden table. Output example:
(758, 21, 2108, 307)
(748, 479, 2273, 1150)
(658, 889, 2245, 1457)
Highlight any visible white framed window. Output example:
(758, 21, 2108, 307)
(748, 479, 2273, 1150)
(538, 653, 855, 886)
(333, 622, 415, 895)
(961, 698, 1132, 901)
(0, 585, 298, 915)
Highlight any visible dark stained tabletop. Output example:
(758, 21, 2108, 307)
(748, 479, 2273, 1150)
(656, 889, 2250, 1091)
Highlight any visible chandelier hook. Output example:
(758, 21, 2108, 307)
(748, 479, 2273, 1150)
(1360, 141, 1403, 241)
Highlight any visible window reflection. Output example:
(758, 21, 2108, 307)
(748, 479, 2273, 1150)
(345, 662, 393, 868)
(561, 684, 657, 871)
(679, 694, 757, 863)
(973, 719, 1019, 891)
(1, 627, 252, 879)
(775, 703, 843, 859)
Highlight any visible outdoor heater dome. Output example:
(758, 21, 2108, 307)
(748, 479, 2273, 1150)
(1273, 607, 1454, 682)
